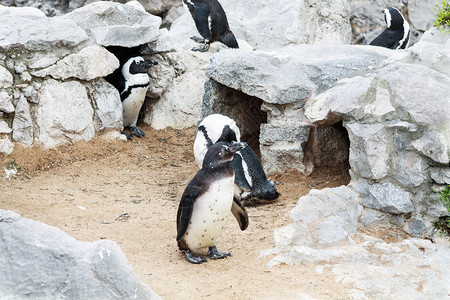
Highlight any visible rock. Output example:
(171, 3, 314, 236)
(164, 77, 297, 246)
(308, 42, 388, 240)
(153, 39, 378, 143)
(32, 46, 119, 81)
(0, 0, 89, 16)
(35, 79, 95, 148)
(64, 1, 161, 47)
(87, 79, 123, 131)
(259, 124, 311, 175)
(394, 152, 426, 187)
(225, 0, 351, 49)
(430, 168, 450, 185)
(144, 51, 210, 130)
(0, 91, 14, 113)
(12, 95, 33, 146)
(412, 130, 449, 164)
(0, 136, 14, 155)
(0, 65, 13, 87)
(136, 0, 182, 15)
(395, 28, 450, 76)
(0, 120, 11, 133)
(0, 209, 160, 299)
(345, 123, 389, 180)
(288, 186, 362, 246)
(0, 5, 88, 51)
(363, 182, 414, 214)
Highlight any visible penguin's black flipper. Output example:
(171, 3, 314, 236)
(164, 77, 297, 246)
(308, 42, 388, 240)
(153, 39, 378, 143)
(231, 197, 248, 231)
(176, 186, 198, 241)
(232, 153, 252, 192)
(192, 2, 212, 41)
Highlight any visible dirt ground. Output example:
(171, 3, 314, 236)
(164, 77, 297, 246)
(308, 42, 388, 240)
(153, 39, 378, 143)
(1, 125, 357, 299)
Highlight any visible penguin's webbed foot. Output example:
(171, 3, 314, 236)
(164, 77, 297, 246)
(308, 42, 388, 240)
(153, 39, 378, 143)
(185, 250, 208, 264)
(208, 245, 231, 260)
(121, 130, 133, 140)
(191, 43, 210, 52)
(129, 126, 145, 138)
(190, 36, 205, 43)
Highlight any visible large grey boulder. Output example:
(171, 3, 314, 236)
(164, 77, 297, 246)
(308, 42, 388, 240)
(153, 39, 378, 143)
(204, 44, 393, 174)
(31, 45, 120, 81)
(63, 1, 161, 47)
(0, 209, 160, 299)
(305, 30, 450, 236)
(263, 188, 450, 299)
(0, 5, 88, 51)
(226, 0, 352, 49)
(35, 79, 95, 148)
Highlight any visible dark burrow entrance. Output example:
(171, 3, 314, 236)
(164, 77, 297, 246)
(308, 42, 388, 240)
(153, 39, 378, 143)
(204, 80, 351, 181)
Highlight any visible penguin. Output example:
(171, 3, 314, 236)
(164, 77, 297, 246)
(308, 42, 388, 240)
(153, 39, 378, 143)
(193, 114, 241, 167)
(182, 0, 239, 52)
(193, 114, 280, 203)
(106, 56, 158, 140)
(369, 7, 410, 49)
(177, 141, 249, 264)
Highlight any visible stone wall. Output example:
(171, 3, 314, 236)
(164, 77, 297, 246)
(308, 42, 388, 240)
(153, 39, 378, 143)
(0, 1, 162, 152)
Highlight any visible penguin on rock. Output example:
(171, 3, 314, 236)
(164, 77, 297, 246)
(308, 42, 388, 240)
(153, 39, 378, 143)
(369, 7, 410, 49)
(182, 0, 239, 52)
(193, 114, 280, 203)
(106, 55, 158, 140)
(177, 141, 249, 264)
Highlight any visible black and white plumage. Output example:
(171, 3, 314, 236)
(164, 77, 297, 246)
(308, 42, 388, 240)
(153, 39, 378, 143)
(106, 56, 158, 140)
(183, 0, 239, 52)
(177, 141, 248, 264)
(193, 114, 280, 203)
(369, 7, 410, 49)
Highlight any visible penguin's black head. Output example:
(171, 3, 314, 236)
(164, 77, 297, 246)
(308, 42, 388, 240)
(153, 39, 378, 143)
(383, 7, 405, 30)
(203, 141, 246, 169)
(219, 30, 239, 49)
(128, 57, 158, 75)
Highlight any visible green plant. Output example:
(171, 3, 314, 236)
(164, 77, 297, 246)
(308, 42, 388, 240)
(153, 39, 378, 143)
(434, 184, 450, 211)
(434, 0, 450, 35)
(433, 185, 450, 235)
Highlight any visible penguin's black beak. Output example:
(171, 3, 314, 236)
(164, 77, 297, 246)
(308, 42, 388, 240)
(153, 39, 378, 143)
(144, 59, 158, 67)
(230, 142, 247, 153)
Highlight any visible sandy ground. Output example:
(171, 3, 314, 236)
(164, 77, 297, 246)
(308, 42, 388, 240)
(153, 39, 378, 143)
(0, 125, 355, 299)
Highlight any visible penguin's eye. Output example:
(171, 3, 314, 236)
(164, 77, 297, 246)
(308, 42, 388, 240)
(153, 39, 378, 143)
(224, 146, 230, 152)
(136, 61, 141, 65)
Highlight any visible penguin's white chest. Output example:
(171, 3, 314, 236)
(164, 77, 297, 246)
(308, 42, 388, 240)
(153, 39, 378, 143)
(122, 86, 148, 127)
(183, 176, 235, 251)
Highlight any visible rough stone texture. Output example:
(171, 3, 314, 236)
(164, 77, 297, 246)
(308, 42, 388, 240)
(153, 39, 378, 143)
(263, 189, 450, 299)
(0, 5, 88, 51)
(88, 79, 123, 131)
(63, 1, 161, 47)
(0, 120, 11, 133)
(0, 0, 89, 16)
(36, 79, 95, 148)
(12, 95, 33, 146)
(32, 46, 120, 81)
(204, 45, 392, 175)
(0, 1, 163, 150)
(0, 136, 14, 154)
(225, 0, 352, 49)
(305, 29, 450, 236)
(0, 209, 161, 299)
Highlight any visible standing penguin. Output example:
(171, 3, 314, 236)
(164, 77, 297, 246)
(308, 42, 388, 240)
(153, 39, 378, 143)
(193, 114, 280, 203)
(106, 56, 158, 140)
(183, 0, 239, 51)
(177, 141, 249, 264)
(369, 7, 410, 49)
